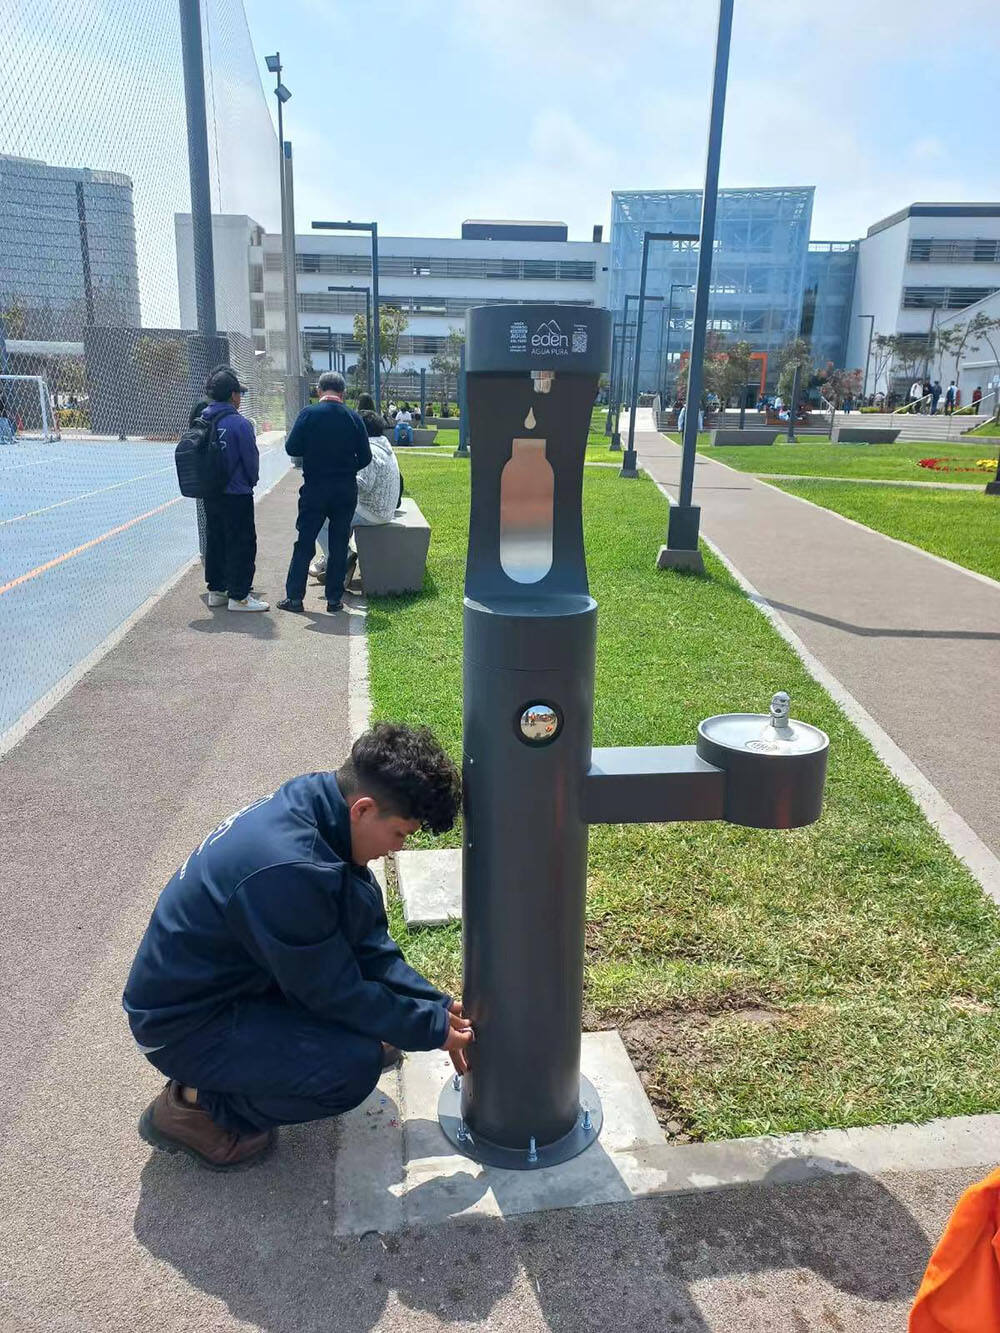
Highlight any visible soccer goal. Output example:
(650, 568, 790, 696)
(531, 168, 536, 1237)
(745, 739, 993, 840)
(0, 374, 60, 442)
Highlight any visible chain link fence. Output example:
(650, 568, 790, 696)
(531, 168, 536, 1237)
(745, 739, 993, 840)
(1, 0, 289, 745)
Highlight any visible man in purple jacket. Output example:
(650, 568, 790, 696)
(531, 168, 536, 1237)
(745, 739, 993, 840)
(202, 366, 269, 612)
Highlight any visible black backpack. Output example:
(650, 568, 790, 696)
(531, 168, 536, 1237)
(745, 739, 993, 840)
(174, 408, 233, 499)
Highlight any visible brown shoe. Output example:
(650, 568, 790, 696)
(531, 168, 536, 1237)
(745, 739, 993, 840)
(138, 1081, 274, 1172)
(381, 1042, 404, 1070)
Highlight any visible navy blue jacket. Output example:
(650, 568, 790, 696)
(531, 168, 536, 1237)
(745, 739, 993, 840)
(285, 399, 371, 489)
(123, 774, 450, 1053)
(202, 401, 259, 496)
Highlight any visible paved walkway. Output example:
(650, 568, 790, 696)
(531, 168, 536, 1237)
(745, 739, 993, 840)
(633, 415, 1000, 868)
(0, 467, 992, 1332)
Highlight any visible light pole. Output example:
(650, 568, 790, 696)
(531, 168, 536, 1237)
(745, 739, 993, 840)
(264, 53, 301, 422)
(622, 232, 698, 479)
(313, 220, 381, 409)
(660, 0, 735, 574)
(663, 282, 694, 398)
(179, 0, 228, 413)
(857, 315, 875, 401)
(302, 324, 333, 371)
(328, 284, 372, 393)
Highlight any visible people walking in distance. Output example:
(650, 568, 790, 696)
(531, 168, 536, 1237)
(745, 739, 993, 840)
(910, 379, 924, 413)
(278, 371, 371, 615)
(931, 380, 942, 414)
(972, 385, 983, 412)
(201, 366, 269, 613)
(944, 381, 958, 415)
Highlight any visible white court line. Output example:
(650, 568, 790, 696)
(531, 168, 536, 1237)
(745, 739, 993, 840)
(0, 445, 277, 528)
(0, 454, 68, 473)
(0, 464, 175, 527)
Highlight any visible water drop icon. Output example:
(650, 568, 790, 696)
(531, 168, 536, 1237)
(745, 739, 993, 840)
(524, 407, 536, 429)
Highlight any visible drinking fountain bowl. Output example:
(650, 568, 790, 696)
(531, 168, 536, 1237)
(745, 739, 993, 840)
(696, 692, 829, 829)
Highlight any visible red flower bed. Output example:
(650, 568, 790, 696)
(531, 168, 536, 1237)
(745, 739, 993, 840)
(918, 457, 986, 473)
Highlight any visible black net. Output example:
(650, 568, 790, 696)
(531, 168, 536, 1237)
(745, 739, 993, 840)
(1, 0, 289, 745)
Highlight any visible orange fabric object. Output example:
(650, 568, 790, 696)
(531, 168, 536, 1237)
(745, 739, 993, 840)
(910, 1167, 1000, 1332)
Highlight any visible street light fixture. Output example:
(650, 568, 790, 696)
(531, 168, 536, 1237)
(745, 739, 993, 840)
(622, 231, 698, 479)
(858, 314, 875, 400)
(328, 284, 373, 393)
(313, 220, 382, 409)
(661, 0, 735, 574)
(264, 52, 302, 422)
(663, 282, 694, 397)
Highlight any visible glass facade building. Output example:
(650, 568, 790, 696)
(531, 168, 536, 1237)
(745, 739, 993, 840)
(610, 187, 815, 391)
(801, 241, 858, 369)
(0, 154, 140, 342)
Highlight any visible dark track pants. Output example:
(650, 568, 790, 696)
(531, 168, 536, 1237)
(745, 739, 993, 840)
(203, 493, 256, 601)
(146, 995, 383, 1135)
(286, 482, 356, 603)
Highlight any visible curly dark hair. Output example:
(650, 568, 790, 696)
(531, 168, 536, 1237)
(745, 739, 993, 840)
(337, 722, 461, 834)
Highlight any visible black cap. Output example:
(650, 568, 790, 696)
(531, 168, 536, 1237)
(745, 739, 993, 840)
(206, 365, 248, 401)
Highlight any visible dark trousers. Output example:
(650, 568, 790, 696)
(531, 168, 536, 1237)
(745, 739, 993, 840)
(286, 481, 356, 603)
(203, 493, 256, 601)
(147, 995, 382, 1135)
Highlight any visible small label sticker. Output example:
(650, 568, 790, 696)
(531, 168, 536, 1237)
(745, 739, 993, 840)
(509, 321, 528, 352)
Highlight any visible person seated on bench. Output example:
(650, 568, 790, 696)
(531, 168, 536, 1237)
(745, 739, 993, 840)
(394, 403, 414, 446)
(310, 410, 403, 588)
(124, 723, 471, 1172)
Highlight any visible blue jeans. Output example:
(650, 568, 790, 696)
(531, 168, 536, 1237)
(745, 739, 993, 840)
(146, 994, 383, 1135)
(394, 422, 413, 445)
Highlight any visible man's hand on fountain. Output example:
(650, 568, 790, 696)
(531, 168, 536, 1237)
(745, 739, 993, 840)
(443, 1005, 474, 1075)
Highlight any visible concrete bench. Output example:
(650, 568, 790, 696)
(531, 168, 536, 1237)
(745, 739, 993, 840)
(354, 497, 430, 596)
(711, 428, 778, 446)
(832, 426, 900, 444)
(410, 428, 438, 446)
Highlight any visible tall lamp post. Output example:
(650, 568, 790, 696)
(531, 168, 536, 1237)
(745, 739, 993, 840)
(611, 294, 665, 449)
(857, 315, 875, 401)
(622, 232, 698, 479)
(328, 284, 373, 393)
(660, 0, 735, 574)
(302, 324, 334, 371)
(663, 282, 694, 399)
(264, 54, 301, 422)
(313, 220, 381, 409)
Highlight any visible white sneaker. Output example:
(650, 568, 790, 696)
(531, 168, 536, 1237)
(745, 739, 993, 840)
(228, 594, 270, 612)
(207, 590, 227, 607)
(309, 556, 327, 580)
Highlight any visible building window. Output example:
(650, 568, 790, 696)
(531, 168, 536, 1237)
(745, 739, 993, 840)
(277, 252, 597, 282)
(902, 285, 998, 310)
(908, 238, 1000, 263)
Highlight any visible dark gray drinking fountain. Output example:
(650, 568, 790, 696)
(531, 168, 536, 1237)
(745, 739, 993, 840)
(437, 304, 829, 1169)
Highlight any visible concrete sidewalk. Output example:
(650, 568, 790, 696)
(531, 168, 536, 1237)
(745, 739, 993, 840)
(634, 418, 1000, 874)
(0, 469, 990, 1332)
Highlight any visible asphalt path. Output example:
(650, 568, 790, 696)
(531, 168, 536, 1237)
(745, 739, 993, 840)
(0, 433, 289, 742)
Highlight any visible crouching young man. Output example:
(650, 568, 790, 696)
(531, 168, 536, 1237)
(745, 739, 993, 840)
(123, 723, 470, 1171)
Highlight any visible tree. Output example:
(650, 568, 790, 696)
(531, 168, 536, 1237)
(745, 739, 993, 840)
(430, 326, 465, 404)
(776, 338, 814, 401)
(353, 304, 410, 390)
(870, 333, 896, 398)
(0, 299, 28, 339)
(134, 336, 187, 385)
(819, 364, 863, 409)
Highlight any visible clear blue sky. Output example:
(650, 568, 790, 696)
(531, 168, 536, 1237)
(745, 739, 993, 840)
(243, 0, 1000, 244)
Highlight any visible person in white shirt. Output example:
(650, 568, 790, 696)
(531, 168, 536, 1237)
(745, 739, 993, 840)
(310, 411, 403, 586)
(394, 403, 414, 445)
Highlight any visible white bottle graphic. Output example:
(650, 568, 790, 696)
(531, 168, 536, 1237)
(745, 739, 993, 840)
(499, 437, 554, 584)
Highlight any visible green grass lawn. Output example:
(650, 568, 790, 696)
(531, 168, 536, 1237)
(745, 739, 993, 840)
(366, 454, 1000, 1141)
(770, 479, 1000, 582)
(685, 433, 994, 485)
(966, 420, 1000, 438)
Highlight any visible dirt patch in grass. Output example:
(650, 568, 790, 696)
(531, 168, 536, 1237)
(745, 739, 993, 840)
(612, 1001, 788, 1140)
